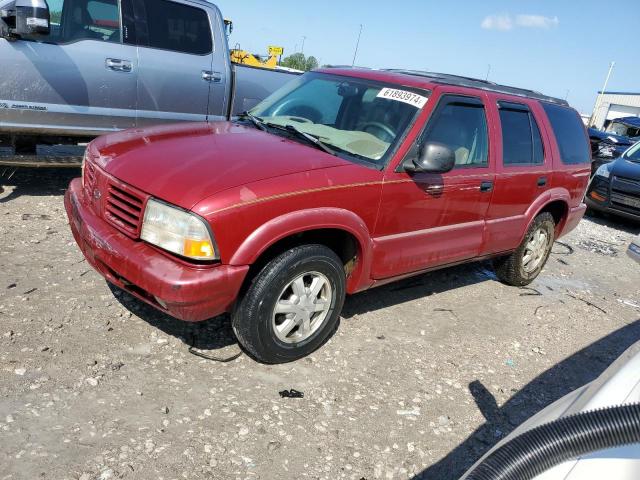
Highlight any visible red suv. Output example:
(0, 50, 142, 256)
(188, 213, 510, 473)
(65, 68, 591, 363)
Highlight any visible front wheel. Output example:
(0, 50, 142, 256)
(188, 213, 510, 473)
(232, 244, 346, 364)
(493, 212, 555, 286)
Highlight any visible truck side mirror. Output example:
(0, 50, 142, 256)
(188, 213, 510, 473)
(13, 0, 50, 37)
(405, 141, 456, 173)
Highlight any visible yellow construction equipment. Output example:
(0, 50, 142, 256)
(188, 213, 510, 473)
(224, 18, 283, 70)
(230, 45, 279, 69)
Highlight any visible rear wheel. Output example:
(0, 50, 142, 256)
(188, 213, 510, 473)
(493, 212, 555, 286)
(232, 244, 346, 364)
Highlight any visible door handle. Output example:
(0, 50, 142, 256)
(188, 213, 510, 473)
(480, 180, 493, 192)
(537, 176, 548, 187)
(424, 184, 444, 195)
(202, 70, 222, 82)
(105, 58, 132, 72)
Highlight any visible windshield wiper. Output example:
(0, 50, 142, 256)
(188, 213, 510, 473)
(263, 122, 337, 156)
(240, 111, 266, 131)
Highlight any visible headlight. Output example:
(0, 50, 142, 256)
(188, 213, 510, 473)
(595, 164, 611, 179)
(140, 199, 217, 261)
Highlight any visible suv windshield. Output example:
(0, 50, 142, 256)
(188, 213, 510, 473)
(625, 142, 640, 162)
(248, 73, 428, 164)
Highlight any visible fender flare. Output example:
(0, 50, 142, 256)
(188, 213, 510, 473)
(520, 187, 571, 240)
(229, 208, 374, 292)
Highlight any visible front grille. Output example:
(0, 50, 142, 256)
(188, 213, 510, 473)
(614, 176, 640, 189)
(85, 162, 96, 188)
(104, 182, 145, 237)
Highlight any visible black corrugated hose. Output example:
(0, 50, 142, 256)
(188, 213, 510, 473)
(463, 403, 640, 480)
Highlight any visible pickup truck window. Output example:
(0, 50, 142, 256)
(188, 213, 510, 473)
(21, 0, 121, 43)
(542, 102, 591, 165)
(420, 95, 488, 168)
(141, 0, 212, 55)
(249, 73, 426, 164)
(499, 102, 544, 166)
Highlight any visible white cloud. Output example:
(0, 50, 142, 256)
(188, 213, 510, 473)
(481, 13, 559, 31)
(481, 14, 513, 31)
(516, 14, 559, 29)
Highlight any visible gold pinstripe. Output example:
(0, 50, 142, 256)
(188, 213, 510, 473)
(211, 179, 412, 215)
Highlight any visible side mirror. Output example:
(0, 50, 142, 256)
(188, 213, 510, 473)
(14, 0, 50, 37)
(405, 141, 456, 173)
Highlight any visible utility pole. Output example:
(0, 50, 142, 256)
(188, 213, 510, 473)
(589, 61, 615, 128)
(485, 64, 491, 81)
(301, 36, 306, 54)
(351, 24, 363, 67)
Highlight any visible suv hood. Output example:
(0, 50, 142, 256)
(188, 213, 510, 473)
(90, 121, 350, 209)
(610, 157, 640, 178)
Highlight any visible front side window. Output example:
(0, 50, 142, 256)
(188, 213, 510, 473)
(419, 95, 489, 168)
(542, 103, 590, 165)
(249, 73, 427, 164)
(22, 0, 121, 43)
(499, 102, 544, 166)
(141, 0, 212, 55)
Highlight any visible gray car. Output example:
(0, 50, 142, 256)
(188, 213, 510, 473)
(0, 0, 297, 166)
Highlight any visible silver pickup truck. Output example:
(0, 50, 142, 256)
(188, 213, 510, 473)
(0, 0, 298, 167)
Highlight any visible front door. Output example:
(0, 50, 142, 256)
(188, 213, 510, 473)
(133, 0, 227, 126)
(0, 0, 137, 134)
(372, 90, 496, 279)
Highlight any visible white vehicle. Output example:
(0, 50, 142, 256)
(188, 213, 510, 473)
(461, 341, 640, 480)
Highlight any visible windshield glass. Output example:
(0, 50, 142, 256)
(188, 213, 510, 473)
(625, 142, 640, 162)
(248, 73, 428, 164)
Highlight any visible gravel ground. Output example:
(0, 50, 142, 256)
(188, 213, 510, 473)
(1, 169, 640, 480)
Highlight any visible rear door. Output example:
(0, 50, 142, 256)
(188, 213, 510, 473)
(0, 0, 137, 134)
(373, 89, 497, 279)
(482, 97, 552, 254)
(133, 0, 227, 126)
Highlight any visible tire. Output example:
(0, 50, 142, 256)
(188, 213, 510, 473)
(493, 212, 555, 286)
(232, 244, 346, 364)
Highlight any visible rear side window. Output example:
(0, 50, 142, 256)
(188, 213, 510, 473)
(142, 0, 212, 55)
(499, 102, 544, 166)
(542, 103, 590, 164)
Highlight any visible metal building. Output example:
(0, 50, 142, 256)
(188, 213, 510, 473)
(592, 91, 640, 129)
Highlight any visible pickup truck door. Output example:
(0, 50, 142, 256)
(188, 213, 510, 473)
(133, 0, 228, 126)
(0, 0, 137, 134)
(372, 90, 497, 279)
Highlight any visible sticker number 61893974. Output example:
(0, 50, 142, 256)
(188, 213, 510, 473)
(376, 88, 428, 108)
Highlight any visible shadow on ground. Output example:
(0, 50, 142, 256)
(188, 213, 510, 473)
(342, 261, 495, 318)
(0, 167, 79, 202)
(412, 319, 640, 480)
(108, 283, 238, 354)
(585, 209, 640, 235)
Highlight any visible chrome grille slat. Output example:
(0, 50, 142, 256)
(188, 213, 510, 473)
(104, 181, 145, 237)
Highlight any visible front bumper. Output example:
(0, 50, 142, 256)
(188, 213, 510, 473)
(64, 178, 249, 321)
(586, 196, 640, 222)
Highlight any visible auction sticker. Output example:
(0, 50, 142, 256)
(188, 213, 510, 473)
(376, 88, 428, 108)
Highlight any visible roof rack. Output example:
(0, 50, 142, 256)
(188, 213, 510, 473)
(382, 69, 568, 106)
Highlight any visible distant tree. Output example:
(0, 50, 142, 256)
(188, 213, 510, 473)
(281, 53, 318, 71)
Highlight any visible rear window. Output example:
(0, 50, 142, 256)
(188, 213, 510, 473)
(542, 103, 590, 164)
(142, 0, 212, 55)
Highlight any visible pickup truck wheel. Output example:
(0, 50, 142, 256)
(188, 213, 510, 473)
(232, 245, 346, 364)
(493, 212, 555, 286)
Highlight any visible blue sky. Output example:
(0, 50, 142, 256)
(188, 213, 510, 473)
(215, 0, 639, 114)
